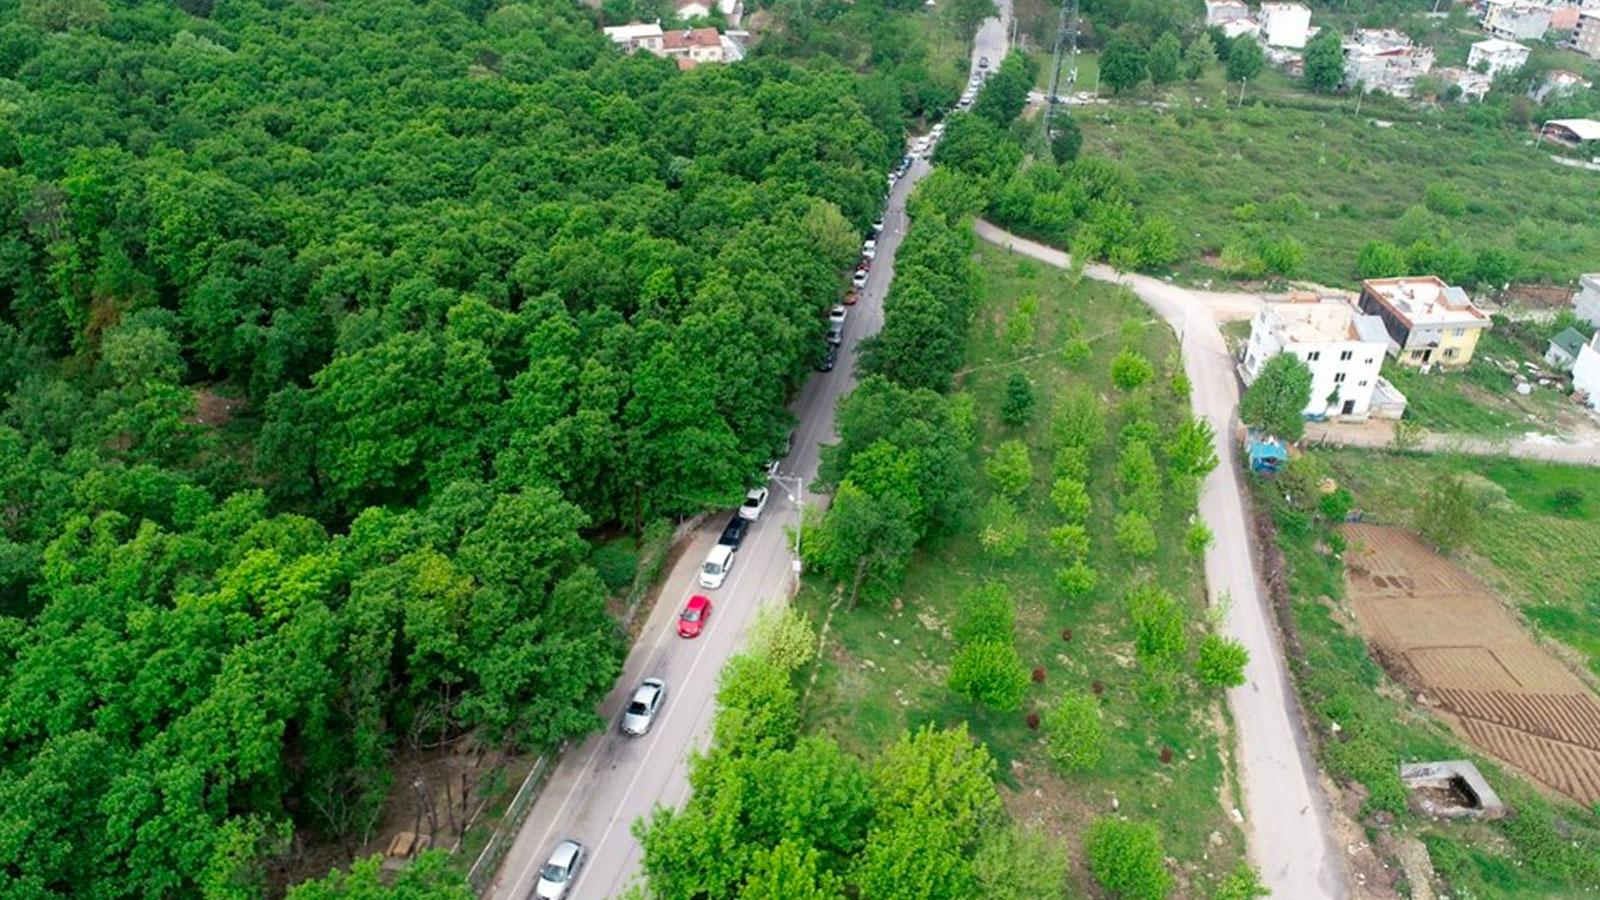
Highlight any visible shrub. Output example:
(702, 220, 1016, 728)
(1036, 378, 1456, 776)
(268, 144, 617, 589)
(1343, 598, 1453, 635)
(1415, 475, 1478, 555)
(747, 606, 818, 673)
(1117, 441, 1162, 515)
(1044, 692, 1105, 773)
(588, 539, 639, 593)
(1055, 561, 1099, 599)
(1049, 523, 1091, 561)
(1130, 584, 1187, 673)
(1212, 863, 1269, 900)
(1110, 349, 1154, 390)
(948, 641, 1030, 711)
(985, 439, 1034, 497)
(1184, 521, 1213, 557)
(1005, 307, 1036, 352)
(1050, 476, 1092, 523)
(979, 496, 1028, 559)
(949, 392, 979, 449)
(1318, 487, 1354, 523)
(1000, 373, 1035, 427)
(953, 582, 1015, 646)
(1084, 817, 1173, 900)
(1052, 387, 1104, 448)
(1195, 634, 1249, 689)
(1054, 445, 1091, 481)
(1164, 417, 1217, 480)
(1113, 510, 1158, 558)
(1061, 337, 1093, 368)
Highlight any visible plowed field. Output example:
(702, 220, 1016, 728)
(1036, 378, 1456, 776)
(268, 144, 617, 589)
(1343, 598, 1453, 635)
(1343, 524, 1600, 805)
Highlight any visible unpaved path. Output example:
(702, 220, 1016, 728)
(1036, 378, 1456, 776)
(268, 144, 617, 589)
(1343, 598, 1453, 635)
(975, 220, 1349, 899)
(1305, 419, 1600, 467)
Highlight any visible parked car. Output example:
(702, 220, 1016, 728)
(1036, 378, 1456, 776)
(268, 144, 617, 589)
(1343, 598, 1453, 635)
(844, 288, 859, 306)
(861, 239, 877, 260)
(620, 678, 666, 736)
(898, 155, 912, 173)
(740, 486, 769, 521)
(699, 543, 734, 589)
(886, 172, 897, 189)
(717, 514, 749, 550)
(913, 136, 929, 154)
(816, 342, 839, 372)
(829, 304, 848, 326)
(872, 217, 885, 233)
(678, 595, 712, 638)
(534, 840, 586, 900)
(851, 269, 868, 289)
(826, 319, 844, 345)
(978, 55, 989, 69)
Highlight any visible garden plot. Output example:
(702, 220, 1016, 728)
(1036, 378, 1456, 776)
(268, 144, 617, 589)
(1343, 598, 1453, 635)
(1342, 523, 1600, 805)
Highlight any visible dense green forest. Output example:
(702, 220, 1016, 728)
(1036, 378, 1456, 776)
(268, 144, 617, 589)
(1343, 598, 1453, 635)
(0, 0, 935, 893)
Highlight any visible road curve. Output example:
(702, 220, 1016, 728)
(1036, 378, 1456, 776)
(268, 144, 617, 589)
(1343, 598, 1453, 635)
(974, 220, 1349, 900)
(483, 22, 1024, 894)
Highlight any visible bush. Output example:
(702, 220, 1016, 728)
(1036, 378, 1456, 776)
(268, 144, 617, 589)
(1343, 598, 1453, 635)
(1130, 585, 1187, 674)
(588, 539, 640, 593)
(1195, 634, 1249, 689)
(1044, 693, 1105, 773)
(1117, 441, 1162, 516)
(1001, 373, 1035, 427)
(948, 641, 1030, 711)
(1052, 387, 1104, 449)
(1318, 487, 1354, 523)
(1061, 337, 1092, 368)
(1055, 561, 1099, 600)
(1184, 521, 1213, 557)
(1084, 817, 1174, 900)
(1049, 523, 1090, 561)
(979, 496, 1028, 558)
(747, 606, 818, 673)
(1113, 510, 1158, 558)
(1050, 476, 1091, 523)
(985, 440, 1034, 498)
(953, 582, 1015, 646)
(1110, 349, 1154, 390)
(1053, 444, 1090, 481)
(1212, 863, 1269, 900)
(1415, 475, 1478, 555)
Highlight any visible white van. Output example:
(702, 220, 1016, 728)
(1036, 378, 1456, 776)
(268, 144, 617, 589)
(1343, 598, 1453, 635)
(699, 544, 734, 589)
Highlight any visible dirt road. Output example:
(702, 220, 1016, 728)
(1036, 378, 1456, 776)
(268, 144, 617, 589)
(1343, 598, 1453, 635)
(974, 220, 1349, 899)
(1305, 419, 1600, 467)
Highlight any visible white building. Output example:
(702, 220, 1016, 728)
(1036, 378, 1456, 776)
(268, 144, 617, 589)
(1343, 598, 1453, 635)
(1260, 2, 1312, 48)
(1482, 0, 1554, 41)
(602, 21, 665, 54)
(1344, 30, 1435, 98)
(1573, 9, 1600, 60)
(1531, 69, 1594, 103)
(1242, 297, 1395, 419)
(1468, 38, 1531, 77)
(1437, 67, 1493, 101)
(1205, 0, 1250, 25)
(1222, 18, 1261, 40)
(1576, 273, 1600, 328)
(1572, 331, 1600, 409)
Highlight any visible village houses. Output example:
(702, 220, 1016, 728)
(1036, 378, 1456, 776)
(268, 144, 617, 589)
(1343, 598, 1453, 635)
(1468, 38, 1531, 77)
(1357, 276, 1492, 368)
(1343, 29, 1434, 97)
(1242, 296, 1404, 420)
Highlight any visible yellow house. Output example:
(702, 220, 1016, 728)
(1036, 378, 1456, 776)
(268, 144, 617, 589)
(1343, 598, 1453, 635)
(1357, 276, 1491, 368)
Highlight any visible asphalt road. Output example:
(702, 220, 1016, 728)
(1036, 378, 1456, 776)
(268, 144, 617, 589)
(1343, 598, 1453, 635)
(973, 221, 1350, 900)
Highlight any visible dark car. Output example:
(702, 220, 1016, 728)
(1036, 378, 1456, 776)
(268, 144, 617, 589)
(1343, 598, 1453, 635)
(718, 515, 749, 549)
(816, 342, 839, 372)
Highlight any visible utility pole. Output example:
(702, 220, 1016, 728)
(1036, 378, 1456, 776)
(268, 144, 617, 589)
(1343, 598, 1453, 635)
(771, 473, 805, 578)
(1043, 0, 1080, 136)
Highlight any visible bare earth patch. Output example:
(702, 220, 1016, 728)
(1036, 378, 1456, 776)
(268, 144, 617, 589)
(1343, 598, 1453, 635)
(1343, 524, 1600, 805)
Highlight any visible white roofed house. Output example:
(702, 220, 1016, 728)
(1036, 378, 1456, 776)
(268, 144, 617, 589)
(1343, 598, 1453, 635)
(1259, 2, 1313, 48)
(1467, 38, 1531, 77)
(602, 22, 665, 54)
(674, 0, 712, 19)
(1541, 117, 1600, 147)
(1436, 67, 1493, 101)
(1482, 0, 1555, 41)
(1241, 296, 1398, 420)
(1343, 29, 1435, 98)
(1205, 0, 1250, 26)
(1357, 276, 1492, 368)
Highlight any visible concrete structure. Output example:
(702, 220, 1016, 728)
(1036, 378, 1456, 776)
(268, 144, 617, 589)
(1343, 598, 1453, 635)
(1205, 0, 1250, 25)
(1542, 117, 1600, 147)
(1576, 273, 1600, 327)
(1468, 38, 1531, 77)
(1222, 17, 1261, 40)
(1573, 10, 1600, 59)
(1260, 2, 1312, 48)
(674, 0, 711, 18)
(602, 21, 665, 54)
(1531, 69, 1594, 103)
(1344, 30, 1435, 97)
(1437, 67, 1493, 101)
(1400, 761, 1507, 820)
(1573, 331, 1600, 409)
(1483, 0, 1555, 40)
(1242, 297, 1391, 418)
(1546, 326, 1590, 369)
(1358, 276, 1492, 368)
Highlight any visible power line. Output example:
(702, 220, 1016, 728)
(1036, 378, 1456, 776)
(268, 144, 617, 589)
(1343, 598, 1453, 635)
(1043, 0, 1079, 136)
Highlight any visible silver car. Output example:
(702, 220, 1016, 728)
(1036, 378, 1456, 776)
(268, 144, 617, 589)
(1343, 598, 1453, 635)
(621, 678, 666, 736)
(533, 839, 585, 900)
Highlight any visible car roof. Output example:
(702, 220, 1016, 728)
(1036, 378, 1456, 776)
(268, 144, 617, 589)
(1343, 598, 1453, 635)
(639, 678, 664, 694)
(549, 840, 581, 865)
(687, 594, 710, 609)
(745, 487, 765, 498)
(706, 544, 733, 564)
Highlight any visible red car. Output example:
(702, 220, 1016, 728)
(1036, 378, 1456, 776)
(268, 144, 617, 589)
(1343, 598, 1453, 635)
(844, 289, 859, 306)
(678, 595, 712, 638)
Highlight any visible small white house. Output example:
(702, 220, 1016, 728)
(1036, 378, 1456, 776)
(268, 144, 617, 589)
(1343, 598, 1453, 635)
(1260, 2, 1312, 49)
(1545, 327, 1589, 370)
(602, 22, 665, 53)
(1468, 39, 1531, 78)
(1241, 297, 1395, 419)
(1572, 331, 1600, 410)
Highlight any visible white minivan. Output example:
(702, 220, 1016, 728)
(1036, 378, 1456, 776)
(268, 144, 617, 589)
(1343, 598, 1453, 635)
(699, 544, 734, 589)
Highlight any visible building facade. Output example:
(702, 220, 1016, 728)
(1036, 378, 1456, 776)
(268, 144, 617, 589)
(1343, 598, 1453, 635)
(1343, 30, 1435, 97)
(1242, 298, 1392, 418)
(1468, 38, 1531, 77)
(1573, 10, 1600, 59)
(1483, 0, 1555, 41)
(1572, 332, 1600, 409)
(1205, 0, 1250, 25)
(1575, 273, 1600, 328)
(1357, 277, 1492, 368)
(1260, 2, 1312, 48)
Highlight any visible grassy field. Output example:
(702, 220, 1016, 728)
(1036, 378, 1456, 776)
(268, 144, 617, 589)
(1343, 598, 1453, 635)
(1378, 328, 1588, 436)
(1077, 96, 1600, 289)
(795, 244, 1244, 894)
(1261, 446, 1600, 897)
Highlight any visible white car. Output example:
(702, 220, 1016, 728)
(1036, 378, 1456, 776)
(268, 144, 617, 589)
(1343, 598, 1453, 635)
(872, 217, 885, 232)
(534, 840, 585, 900)
(914, 136, 930, 153)
(861, 239, 877, 260)
(829, 305, 848, 327)
(739, 486, 769, 520)
(699, 543, 734, 589)
(852, 269, 868, 288)
(621, 678, 666, 736)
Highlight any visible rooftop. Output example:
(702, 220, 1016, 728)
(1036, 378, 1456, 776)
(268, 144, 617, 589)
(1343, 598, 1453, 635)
(1362, 276, 1489, 326)
(1265, 298, 1387, 345)
(1552, 327, 1588, 358)
(1545, 118, 1600, 141)
(662, 27, 721, 50)
(1472, 38, 1529, 54)
(603, 22, 664, 40)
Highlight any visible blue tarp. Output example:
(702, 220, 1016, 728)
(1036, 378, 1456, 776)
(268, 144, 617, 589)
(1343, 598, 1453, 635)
(1248, 432, 1288, 474)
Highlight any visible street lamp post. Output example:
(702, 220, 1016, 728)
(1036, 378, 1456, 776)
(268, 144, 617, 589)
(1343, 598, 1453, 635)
(770, 473, 805, 577)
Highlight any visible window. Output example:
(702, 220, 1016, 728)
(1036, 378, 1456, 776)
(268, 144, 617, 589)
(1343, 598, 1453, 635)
(1358, 380, 1369, 387)
(1451, 327, 1466, 337)
(1339, 350, 1353, 361)
(1444, 348, 1459, 359)
(1334, 372, 1347, 383)
(1365, 358, 1374, 365)
(1306, 351, 1321, 361)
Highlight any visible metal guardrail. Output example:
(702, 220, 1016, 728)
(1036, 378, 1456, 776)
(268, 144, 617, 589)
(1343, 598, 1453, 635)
(464, 750, 557, 894)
